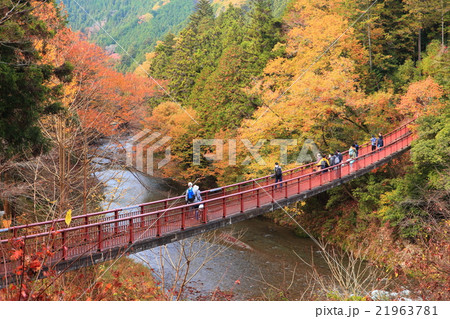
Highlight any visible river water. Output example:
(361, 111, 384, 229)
(96, 167, 332, 300)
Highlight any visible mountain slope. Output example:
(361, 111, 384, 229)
(58, 0, 289, 71)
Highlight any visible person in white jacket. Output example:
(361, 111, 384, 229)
(192, 185, 202, 220)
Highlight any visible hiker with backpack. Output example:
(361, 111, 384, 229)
(329, 153, 337, 169)
(192, 184, 203, 220)
(335, 150, 343, 164)
(328, 154, 335, 167)
(274, 162, 283, 189)
(354, 142, 360, 157)
(370, 135, 377, 151)
(186, 182, 195, 204)
(348, 145, 357, 169)
(316, 154, 330, 171)
(377, 133, 384, 149)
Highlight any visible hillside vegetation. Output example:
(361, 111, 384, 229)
(58, 0, 289, 72)
(0, 0, 448, 300)
(140, 0, 449, 299)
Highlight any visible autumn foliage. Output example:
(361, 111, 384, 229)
(32, 1, 158, 137)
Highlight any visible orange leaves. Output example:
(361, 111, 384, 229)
(397, 77, 444, 118)
(10, 249, 23, 261)
(30, 1, 159, 138)
(146, 102, 198, 139)
(28, 260, 42, 272)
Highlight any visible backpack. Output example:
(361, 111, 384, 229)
(275, 166, 282, 177)
(330, 155, 336, 166)
(349, 148, 356, 159)
(187, 188, 195, 202)
(377, 138, 383, 147)
(334, 155, 340, 164)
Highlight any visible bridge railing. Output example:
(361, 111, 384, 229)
(0, 131, 414, 276)
(0, 119, 414, 241)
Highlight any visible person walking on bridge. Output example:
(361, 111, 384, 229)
(316, 154, 330, 172)
(348, 145, 357, 170)
(186, 182, 195, 204)
(377, 133, 384, 149)
(371, 135, 377, 151)
(274, 162, 283, 189)
(192, 185, 203, 220)
(354, 142, 360, 157)
(335, 150, 343, 164)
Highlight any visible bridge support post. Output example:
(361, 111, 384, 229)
(240, 193, 244, 212)
(223, 197, 227, 218)
(202, 205, 207, 223)
(114, 210, 119, 235)
(181, 207, 185, 230)
(256, 189, 260, 208)
(164, 201, 168, 223)
(98, 225, 103, 251)
(284, 182, 288, 198)
(156, 213, 161, 237)
(129, 218, 134, 244)
(140, 206, 145, 229)
(271, 186, 274, 203)
(62, 231, 67, 260)
(85, 216, 89, 241)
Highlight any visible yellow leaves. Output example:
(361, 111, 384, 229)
(145, 102, 198, 139)
(65, 209, 72, 227)
(2, 219, 12, 228)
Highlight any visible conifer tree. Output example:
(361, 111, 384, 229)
(190, 46, 257, 134)
(149, 33, 176, 79)
(0, 0, 62, 160)
(188, 0, 215, 34)
(167, 28, 200, 102)
(242, 0, 281, 73)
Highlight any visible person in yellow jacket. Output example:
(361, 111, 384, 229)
(316, 154, 330, 171)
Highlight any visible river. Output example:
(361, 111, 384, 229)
(96, 166, 332, 300)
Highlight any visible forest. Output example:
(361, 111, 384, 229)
(0, 0, 448, 301)
(58, 0, 289, 72)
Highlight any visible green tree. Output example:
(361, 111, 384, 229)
(242, 0, 281, 73)
(378, 108, 450, 239)
(149, 33, 176, 79)
(188, 0, 215, 33)
(167, 28, 200, 102)
(189, 46, 258, 134)
(0, 0, 62, 159)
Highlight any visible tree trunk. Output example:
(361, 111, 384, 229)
(367, 1, 373, 70)
(418, 27, 422, 61)
(442, 0, 445, 48)
(2, 198, 14, 227)
(58, 116, 67, 218)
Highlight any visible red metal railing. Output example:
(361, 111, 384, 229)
(0, 119, 415, 241)
(0, 125, 414, 276)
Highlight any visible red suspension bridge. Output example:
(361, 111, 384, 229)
(0, 121, 415, 285)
